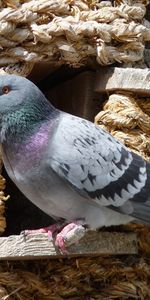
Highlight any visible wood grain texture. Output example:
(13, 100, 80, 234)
(95, 67, 150, 95)
(0, 231, 137, 260)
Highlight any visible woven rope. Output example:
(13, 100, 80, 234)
(0, 0, 149, 74)
(95, 93, 150, 162)
(0, 62, 34, 76)
(0, 231, 149, 300)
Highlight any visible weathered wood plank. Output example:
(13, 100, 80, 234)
(0, 231, 137, 260)
(95, 67, 150, 95)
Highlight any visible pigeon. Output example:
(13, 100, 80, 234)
(0, 74, 149, 250)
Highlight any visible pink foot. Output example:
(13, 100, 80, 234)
(55, 221, 86, 254)
(23, 224, 60, 240)
(22, 220, 86, 254)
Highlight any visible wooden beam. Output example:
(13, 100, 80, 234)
(0, 231, 137, 260)
(94, 67, 150, 95)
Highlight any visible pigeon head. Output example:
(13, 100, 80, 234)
(0, 74, 47, 114)
(0, 74, 54, 142)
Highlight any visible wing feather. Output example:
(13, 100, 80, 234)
(48, 113, 150, 223)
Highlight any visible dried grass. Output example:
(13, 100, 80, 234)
(95, 93, 150, 162)
(0, 0, 149, 75)
(0, 62, 34, 77)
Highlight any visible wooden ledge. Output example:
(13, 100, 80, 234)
(0, 231, 137, 260)
(95, 67, 150, 95)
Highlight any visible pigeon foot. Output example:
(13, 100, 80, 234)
(23, 220, 86, 254)
(55, 220, 86, 254)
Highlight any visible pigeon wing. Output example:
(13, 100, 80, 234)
(47, 113, 150, 223)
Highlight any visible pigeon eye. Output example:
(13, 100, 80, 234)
(2, 86, 11, 94)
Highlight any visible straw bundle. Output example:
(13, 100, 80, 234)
(0, 62, 34, 76)
(0, 0, 149, 75)
(95, 93, 150, 162)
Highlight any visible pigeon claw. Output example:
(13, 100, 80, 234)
(55, 221, 86, 254)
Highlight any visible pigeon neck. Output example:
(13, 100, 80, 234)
(1, 98, 56, 144)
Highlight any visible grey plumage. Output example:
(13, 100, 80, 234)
(0, 74, 149, 229)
